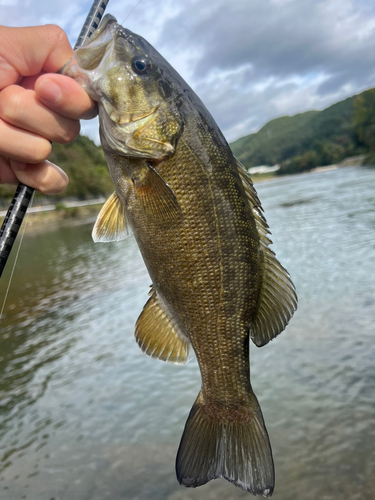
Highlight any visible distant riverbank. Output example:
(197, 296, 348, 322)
(0, 202, 103, 236)
(244, 156, 367, 183)
(0, 161, 368, 235)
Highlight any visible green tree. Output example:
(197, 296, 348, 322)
(353, 89, 375, 152)
(315, 141, 346, 166)
(0, 135, 113, 204)
(277, 150, 319, 175)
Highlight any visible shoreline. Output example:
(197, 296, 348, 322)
(252, 161, 361, 184)
(0, 163, 366, 235)
(0, 203, 102, 236)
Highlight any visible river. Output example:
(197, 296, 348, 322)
(0, 166, 374, 500)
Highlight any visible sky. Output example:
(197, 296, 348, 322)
(1, 0, 375, 144)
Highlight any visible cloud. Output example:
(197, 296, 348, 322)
(3, 0, 375, 143)
(154, 0, 375, 140)
(0, 0, 91, 47)
(158, 0, 375, 79)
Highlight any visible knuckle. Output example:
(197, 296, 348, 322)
(58, 121, 80, 144)
(0, 155, 13, 184)
(45, 24, 69, 46)
(0, 86, 22, 123)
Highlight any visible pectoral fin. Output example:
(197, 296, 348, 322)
(133, 165, 183, 224)
(135, 286, 190, 364)
(92, 191, 130, 242)
(236, 159, 298, 346)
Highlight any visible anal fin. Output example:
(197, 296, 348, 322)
(135, 287, 189, 364)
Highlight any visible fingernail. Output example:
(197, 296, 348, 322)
(36, 79, 62, 104)
(10, 160, 27, 171)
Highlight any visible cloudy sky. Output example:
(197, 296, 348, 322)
(1, 0, 375, 144)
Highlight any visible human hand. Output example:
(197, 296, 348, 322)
(0, 25, 97, 194)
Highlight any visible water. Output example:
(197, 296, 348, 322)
(0, 166, 374, 500)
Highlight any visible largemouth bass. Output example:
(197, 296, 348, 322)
(62, 15, 297, 496)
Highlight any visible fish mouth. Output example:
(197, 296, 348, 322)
(89, 14, 119, 44)
(100, 102, 159, 138)
(114, 26, 132, 43)
(116, 106, 159, 126)
(73, 15, 122, 71)
(100, 103, 173, 159)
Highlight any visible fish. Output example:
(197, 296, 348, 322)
(61, 14, 297, 496)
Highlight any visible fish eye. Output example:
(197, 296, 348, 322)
(131, 56, 152, 75)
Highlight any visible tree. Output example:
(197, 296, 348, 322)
(277, 150, 319, 175)
(353, 89, 375, 152)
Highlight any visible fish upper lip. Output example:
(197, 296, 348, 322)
(117, 105, 160, 126)
(114, 26, 133, 43)
(115, 27, 127, 39)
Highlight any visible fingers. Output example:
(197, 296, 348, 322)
(0, 155, 18, 185)
(0, 155, 68, 194)
(0, 85, 80, 144)
(0, 25, 73, 89)
(0, 117, 51, 163)
(0, 75, 97, 164)
(10, 159, 68, 195)
(0, 24, 97, 196)
(35, 74, 97, 120)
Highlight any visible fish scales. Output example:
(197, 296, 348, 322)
(62, 14, 297, 497)
(133, 137, 259, 403)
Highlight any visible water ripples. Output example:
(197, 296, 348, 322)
(0, 166, 374, 499)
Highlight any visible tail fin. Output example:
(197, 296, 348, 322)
(176, 392, 274, 497)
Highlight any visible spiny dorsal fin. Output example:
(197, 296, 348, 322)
(135, 286, 190, 364)
(92, 191, 130, 243)
(134, 165, 183, 224)
(236, 158, 298, 347)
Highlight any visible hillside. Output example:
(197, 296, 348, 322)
(230, 110, 320, 166)
(48, 135, 113, 199)
(0, 135, 113, 202)
(230, 90, 375, 174)
(1, 88, 374, 204)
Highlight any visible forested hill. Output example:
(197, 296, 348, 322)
(49, 135, 113, 199)
(0, 135, 113, 202)
(1, 88, 375, 203)
(230, 87, 375, 175)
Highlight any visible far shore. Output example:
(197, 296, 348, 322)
(247, 159, 365, 183)
(0, 161, 368, 236)
(0, 203, 103, 236)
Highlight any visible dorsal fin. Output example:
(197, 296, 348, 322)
(236, 159, 297, 347)
(135, 286, 190, 364)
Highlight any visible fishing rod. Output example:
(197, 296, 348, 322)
(0, 0, 109, 278)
